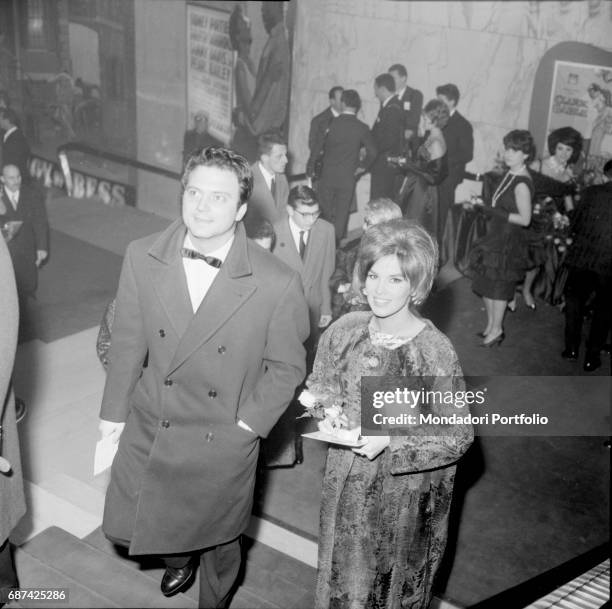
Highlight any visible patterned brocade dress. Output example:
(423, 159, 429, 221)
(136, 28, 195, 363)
(310, 312, 474, 609)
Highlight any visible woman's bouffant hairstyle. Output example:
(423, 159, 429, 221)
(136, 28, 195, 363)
(181, 146, 253, 206)
(423, 99, 450, 129)
(503, 129, 536, 164)
(356, 219, 438, 306)
(547, 127, 583, 165)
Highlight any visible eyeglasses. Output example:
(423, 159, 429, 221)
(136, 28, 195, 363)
(294, 209, 320, 220)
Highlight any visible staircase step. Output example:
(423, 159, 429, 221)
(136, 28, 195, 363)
(17, 527, 196, 608)
(12, 549, 120, 608)
(83, 526, 314, 608)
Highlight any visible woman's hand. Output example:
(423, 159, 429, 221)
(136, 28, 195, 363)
(352, 435, 390, 460)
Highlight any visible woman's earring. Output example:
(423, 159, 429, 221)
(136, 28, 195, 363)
(362, 287, 368, 295)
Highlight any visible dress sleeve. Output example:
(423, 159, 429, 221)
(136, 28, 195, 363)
(388, 347, 474, 475)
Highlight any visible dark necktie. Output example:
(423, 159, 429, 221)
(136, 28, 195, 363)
(270, 177, 276, 200)
(299, 230, 307, 259)
(180, 248, 223, 268)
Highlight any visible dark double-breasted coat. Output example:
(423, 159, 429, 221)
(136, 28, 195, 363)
(100, 220, 309, 556)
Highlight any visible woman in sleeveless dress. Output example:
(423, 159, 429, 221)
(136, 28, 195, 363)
(308, 219, 473, 609)
(467, 130, 535, 346)
(398, 99, 449, 241)
(513, 127, 582, 309)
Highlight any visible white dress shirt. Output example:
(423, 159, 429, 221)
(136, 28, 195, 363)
(182, 233, 234, 313)
(288, 216, 309, 255)
(4, 187, 18, 210)
(258, 162, 276, 192)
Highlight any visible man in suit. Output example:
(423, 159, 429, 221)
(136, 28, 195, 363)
(99, 146, 309, 608)
(0, 109, 30, 183)
(0, 164, 48, 306)
(370, 73, 404, 201)
(306, 85, 343, 180)
(314, 89, 377, 243)
(244, 131, 289, 225)
(436, 84, 474, 240)
(273, 185, 335, 348)
(562, 159, 612, 373)
(388, 63, 423, 156)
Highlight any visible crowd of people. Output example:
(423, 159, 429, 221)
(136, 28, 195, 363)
(1, 60, 610, 609)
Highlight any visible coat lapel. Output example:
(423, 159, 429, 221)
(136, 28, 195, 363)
(276, 219, 303, 271)
(167, 223, 256, 374)
(147, 219, 194, 339)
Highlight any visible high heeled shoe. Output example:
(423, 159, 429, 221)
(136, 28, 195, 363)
(522, 293, 537, 310)
(506, 301, 516, 313)
(481, 332, 505, 347)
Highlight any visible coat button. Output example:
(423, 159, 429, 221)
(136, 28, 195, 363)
(217, 346, 226, 354)
(208, 389, 217, 398)
(205, 432, 214, 442)
(160, 420, 170, 428)
(164, 379, 173, 386)
(159, 329, 166, 337)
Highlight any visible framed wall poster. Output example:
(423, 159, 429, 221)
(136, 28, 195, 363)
(186, 3, 234, 145)
(546, 60, 612, 175)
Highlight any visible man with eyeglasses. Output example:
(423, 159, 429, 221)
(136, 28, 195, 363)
(273, 185, 335, 345)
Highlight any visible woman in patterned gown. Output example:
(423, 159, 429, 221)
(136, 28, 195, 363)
(309, 219, 473, 609)
(467, 130, 535, 346)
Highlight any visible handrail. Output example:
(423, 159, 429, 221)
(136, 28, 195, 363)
(57, 142, 182, 181)
(57, 141, 309, 184)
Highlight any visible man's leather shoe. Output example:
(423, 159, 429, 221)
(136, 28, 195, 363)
(161, 563, 196, 597)
(561, 348, 578, 361)
(583, 354, 602, 372)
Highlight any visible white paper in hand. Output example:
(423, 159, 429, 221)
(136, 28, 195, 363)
(94, 435, 119, 476)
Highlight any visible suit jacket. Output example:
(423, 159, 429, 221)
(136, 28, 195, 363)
(0, 237, 26, 544)
(315, 113, 377, 187)
(245, 162, 289, 225)
(0, 184, 49, 296)
(370, 97, 404, 198)
(565, 182, 612, 277)
(2, 128, 31, 180)
(442, 110, 473, 180)
(397, 85, 424, 134)
(307, 107, 335, 176)
(272, 217, 335, 329)
(100, 221, 309, 554)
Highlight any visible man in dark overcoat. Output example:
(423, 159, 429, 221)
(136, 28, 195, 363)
(0, 164, 49, 304)
(99, 146, 309, 608)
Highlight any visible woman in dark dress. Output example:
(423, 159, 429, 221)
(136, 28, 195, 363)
(397, 99, 448, 240)
(306, 219, 473, 609)
(467, 130, 535, 346)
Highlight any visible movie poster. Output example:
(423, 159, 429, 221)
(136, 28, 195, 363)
(186, 1, 294, 162)
(547, 60, 612, 176)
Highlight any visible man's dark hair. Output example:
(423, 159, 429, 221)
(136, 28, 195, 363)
(0, 107, 18, 126)
(181, 146, 253, 206)
(287, 184, 318, 209)
(388, 64, 407, 78)
(436, 83, 460, 105)
(328, 86, 344, 100)
(257, 131, 286, 158)
(374, 73, 396, 93)
(341, 89, 361, 112)
(245, 216, 276, 243)
(603, 159, 612, 179)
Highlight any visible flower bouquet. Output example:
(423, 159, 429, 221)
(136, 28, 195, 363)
(298, 372, 362, 445)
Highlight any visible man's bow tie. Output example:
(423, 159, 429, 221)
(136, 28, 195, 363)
(180, 248, 223, 268)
